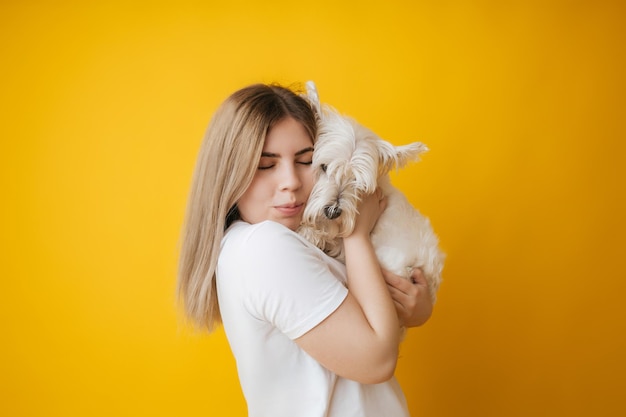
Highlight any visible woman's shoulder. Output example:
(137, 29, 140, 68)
(219, 221, 334, 286)
(221, 221, 345, 277)
(224, 221, 308, 248)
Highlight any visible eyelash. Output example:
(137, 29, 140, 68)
(258, 161, 312, 170)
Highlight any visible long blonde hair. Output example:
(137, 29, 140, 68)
(177, 83, 317, 331)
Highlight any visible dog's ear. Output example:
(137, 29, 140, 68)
(378, 141, 428, 173)
(305, 81, 322, 114)
(395, 142, 428, 167)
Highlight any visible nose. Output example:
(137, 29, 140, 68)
(279, 164, 302, 191)
(323, 205, 342, 219)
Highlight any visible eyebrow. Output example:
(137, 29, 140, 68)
(261, 147, 314, 158)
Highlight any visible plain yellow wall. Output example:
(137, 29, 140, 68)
(1, 1, 625, 416)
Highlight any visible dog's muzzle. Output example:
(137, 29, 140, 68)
(323, 205, 342, 220)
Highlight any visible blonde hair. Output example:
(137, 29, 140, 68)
(177, 83, 317, 331)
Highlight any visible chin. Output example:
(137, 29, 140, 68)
(276, 217, 301, 231)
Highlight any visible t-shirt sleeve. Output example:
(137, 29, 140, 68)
(237, 222, 348, 340)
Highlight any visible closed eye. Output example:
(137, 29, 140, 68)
(258, 158, 275, 170)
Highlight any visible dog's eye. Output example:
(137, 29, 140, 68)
(320, 164, 328, 173)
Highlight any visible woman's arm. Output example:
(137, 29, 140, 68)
(384, 268, 433, 328)
(295, 190, 401, 384)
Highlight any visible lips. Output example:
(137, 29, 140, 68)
(274, 202, 304, 216)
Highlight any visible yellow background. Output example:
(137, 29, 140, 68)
(2, 1, 625, 416)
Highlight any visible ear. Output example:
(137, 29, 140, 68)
(395, 142, 428, 168)
(378, 140, 428, 172)
(304, 81, 321, 114)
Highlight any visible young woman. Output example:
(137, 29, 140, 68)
(178, 83, 433, 417)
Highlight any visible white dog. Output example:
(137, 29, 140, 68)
(298, 81, 444, 303)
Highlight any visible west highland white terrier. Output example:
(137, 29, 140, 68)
(298, 81, 444, 303)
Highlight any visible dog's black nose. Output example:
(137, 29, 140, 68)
(323, 205, 342, 219)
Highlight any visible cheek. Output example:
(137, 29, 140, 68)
(303, 169, 315, 194)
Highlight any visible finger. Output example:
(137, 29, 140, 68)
(381, 269, 403, 284)
(385, 273, 417, 296)
(386, 284, 405, 299)
(386, 284, 414, 307)
(390, 296, 409, 318)
(391, 298, 405, 312)
(410, 268, 428, 285)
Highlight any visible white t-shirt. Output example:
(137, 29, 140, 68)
(217, 220, 410, 417)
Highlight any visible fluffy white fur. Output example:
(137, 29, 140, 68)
(298, 81, 444, 303)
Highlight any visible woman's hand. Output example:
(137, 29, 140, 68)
(350, 188, 387, 238)
(383, 268, 433, 328)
